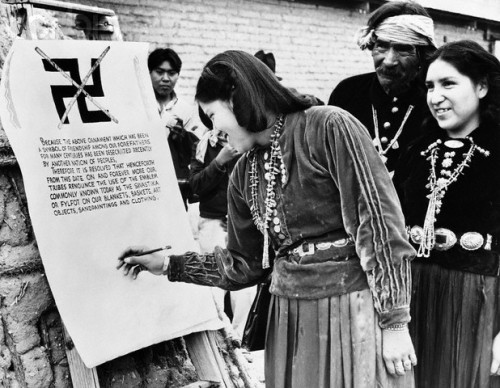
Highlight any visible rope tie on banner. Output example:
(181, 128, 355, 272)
(34, 46, 118, 129)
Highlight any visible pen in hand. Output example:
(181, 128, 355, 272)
(120, 245, 172, 276)
(132, 245, 172, 257)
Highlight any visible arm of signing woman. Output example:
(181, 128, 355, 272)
(116, 246, 170, 279)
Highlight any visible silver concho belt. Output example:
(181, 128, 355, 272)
(409, 226, 492, 251)
(292, 237, 354, 257)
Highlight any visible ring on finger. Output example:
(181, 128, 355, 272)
(403, 360, 412, 369)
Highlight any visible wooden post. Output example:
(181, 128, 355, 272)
(63, 326, 101, 388)
(184, 331, 232, 387)
(75, 13, 123, 41)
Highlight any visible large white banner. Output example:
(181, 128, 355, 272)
(0, 40, 221, 367)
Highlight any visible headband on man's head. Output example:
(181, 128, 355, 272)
(356, 14, 437, 50)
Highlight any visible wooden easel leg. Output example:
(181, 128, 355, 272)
(62, 326, 101, 388)
(184, 331, 232, 388)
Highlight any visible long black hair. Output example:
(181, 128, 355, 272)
(195, 50, 312, 133)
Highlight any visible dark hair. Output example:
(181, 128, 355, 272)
(195, 50, 312, 133)
(254, 50, 277, 73)
(427, 40, 500, 126)
(198, 105, 213, 130)
(147, 48, 182, 73)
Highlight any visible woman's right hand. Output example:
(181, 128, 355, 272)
(116, 246, 168, 279)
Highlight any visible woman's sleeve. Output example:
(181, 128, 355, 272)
(168, 159, 269, 290)
(321, 108, 416, 328)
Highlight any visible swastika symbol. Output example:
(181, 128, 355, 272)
(42, 57, 111, 125)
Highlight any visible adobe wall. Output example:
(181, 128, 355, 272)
(56, 0, 493, 103)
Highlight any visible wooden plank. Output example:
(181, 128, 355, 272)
(1, 0, 115, 16)
(76, 14, 123, 41)
(182, 381, 219, 388)
(205, 331, 234, 387)
(62, 326, 101, 388)
(184, 331, 232, 388)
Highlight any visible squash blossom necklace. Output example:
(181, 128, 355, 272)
(418, 137, 489, 257)
(249, 115, 286, 269)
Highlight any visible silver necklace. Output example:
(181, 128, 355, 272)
(417, 137, 489, 257)
(249, 115, 286, 269)
(372, 104, 414, 163)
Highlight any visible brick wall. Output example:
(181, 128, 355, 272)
(56, 0, 498, 104)
(54, 0, 381, 103)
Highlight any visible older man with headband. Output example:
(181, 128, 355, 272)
(329, 1, 436, 174)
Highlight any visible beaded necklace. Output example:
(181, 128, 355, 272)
(372, 104, 414, 163)
(249, 115, 286, 269)
(418, 137, 490, 257)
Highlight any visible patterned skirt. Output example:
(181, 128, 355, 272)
(410, 261, 500, 388)
(264, 289, 414, 388)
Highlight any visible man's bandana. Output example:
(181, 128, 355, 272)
(356, 14, 437, 50)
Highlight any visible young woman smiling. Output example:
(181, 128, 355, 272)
(394, 40, 500, 388)
(119, 50, 417, 387)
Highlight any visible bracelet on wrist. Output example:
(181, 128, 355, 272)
(384, 323, 408, 332)
(162, 255, 170, 275)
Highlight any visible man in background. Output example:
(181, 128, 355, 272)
(148, 48, 204, 207)
(329, 1, 436, 174)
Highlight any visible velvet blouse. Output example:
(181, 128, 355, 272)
(394, 123, 500, 255)
(168, 106, 416, 327)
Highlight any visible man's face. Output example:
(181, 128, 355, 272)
(372, 39, 421, 96)
(150, 60, 179, 99)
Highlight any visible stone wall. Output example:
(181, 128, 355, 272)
(0, 7, 63, 388)
(0, 6, 204, 388)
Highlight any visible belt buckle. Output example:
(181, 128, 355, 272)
(316, 242, 333, 250)
(332, 238, 350, 248)
(293, 237, 353, 257)
(434, 228, 457, 251)
(293, 242, 315, 257)
(460, 232, 484, 251)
